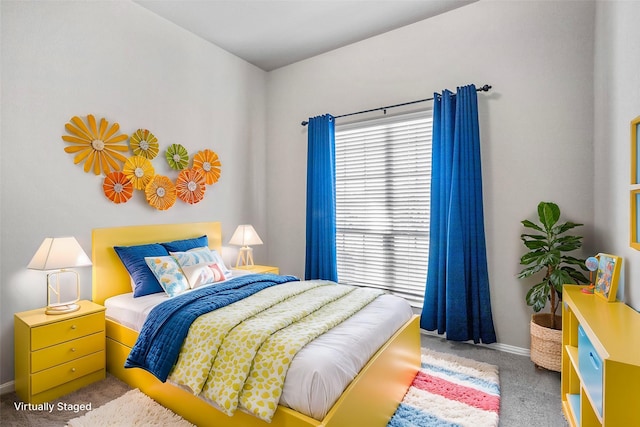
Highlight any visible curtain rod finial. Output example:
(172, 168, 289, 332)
(479, 84, 492, 92)
(301, 120, 309, 126)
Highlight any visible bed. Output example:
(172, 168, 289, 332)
(92, 222, 420, 427)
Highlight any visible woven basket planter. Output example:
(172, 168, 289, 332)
(530, 313, 562, 372)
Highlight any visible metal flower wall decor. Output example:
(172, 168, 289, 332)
(61, 115, 222, 210)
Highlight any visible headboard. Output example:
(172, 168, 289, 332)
(91, 222, 222, 305)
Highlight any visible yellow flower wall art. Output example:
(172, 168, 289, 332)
(176, 168, 206, 204)
(130, 129, 159, 159)
(193, 149, 222, 184)
(145, 175, 177, 210)
(166, 144, 189, 170)
(123, 156, 155, 190)
(62, 115, 129, 175)
(103, 171, 133, 204)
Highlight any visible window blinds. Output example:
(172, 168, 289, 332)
(335, 111, 432, 307)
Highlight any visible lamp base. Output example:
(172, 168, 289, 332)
(235, 246, 254, 268)
(45, 303, 80, 315)
(45, 270, 81, 315)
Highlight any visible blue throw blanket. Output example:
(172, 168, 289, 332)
(125, 274, 299, 381)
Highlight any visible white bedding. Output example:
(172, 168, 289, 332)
(104, 278, 412, 420)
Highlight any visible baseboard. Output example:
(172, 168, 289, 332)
(0, 380, 15, 396)
(420, 329, 530, 357)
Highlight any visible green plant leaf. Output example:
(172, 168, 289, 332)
(521, 220, 544, 233)
(517, 264, 544, 278)
(520, 250, 547, 266)
(526, 281, 550, 312)
(553, 221, 584, 235)
(538, 202, 560, 229)
(522, 239, 548, 250)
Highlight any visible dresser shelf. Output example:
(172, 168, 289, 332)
(561, 286, 640, 426)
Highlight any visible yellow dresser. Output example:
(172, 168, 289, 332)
(561, 286, 640, 426)
(14, 300, 106, 404)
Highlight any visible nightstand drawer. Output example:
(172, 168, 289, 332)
(31, 331, 105, 372)
(31, 350, 104, 395)
(31, 312, 104, 350)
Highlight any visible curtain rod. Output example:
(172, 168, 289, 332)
(300, 84, 492, 126)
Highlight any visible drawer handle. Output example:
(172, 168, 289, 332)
(71, 325, 77, 330)
(589, 352, 600, 370)
(71, 348, 76, 352)
(71, 367, 76, 373)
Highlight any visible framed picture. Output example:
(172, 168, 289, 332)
(594, 253, 622, 302)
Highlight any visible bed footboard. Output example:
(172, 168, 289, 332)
(105, 315, 420, 427)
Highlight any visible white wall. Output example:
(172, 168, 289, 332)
(593, 0, 640, 308)
(0, 1, 267, 385)
(266, 0, 596, 350)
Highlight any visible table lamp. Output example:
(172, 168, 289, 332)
(27, 237, 92, 314)
(229, 224, 263, 267)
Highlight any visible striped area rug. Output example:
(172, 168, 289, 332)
(388, 348, 500, 427)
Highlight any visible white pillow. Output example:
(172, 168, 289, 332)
(181, 261, 227, 289)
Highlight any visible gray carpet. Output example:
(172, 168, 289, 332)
(0, 333, 567, 426)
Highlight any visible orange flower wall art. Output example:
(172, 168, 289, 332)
(193, 149, 222, 185)
(62, 115, 129, 175)
(176, 168, 206, 204)
(103, 171, 133, 204)
(145, 175, 176, 211)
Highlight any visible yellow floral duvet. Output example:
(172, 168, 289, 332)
(167, 280, 383, 422)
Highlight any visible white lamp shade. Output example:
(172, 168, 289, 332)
(28, 237, 92, 271)
(229, 225, 263, 247)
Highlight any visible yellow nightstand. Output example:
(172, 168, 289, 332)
(14, 300, 106, 404)
(233, 265, 279, 275)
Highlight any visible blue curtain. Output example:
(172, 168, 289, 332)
(305, 114, 338, 282)
(420, 85, 496, 344)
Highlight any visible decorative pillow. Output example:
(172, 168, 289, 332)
(171, 247, 232, 278)
(160, 235, 208, 253)
(208, 249, 231, 277)
(144, 256, 190, 298)
(114, 243, 169, 297)
(180, 262, 227, 289)
(170, 247, 216, 267)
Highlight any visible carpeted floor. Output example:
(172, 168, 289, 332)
(0, 333, 566, 426)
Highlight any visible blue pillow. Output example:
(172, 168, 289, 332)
(160, 235, 208, 253)
(114, 243, 169, 297)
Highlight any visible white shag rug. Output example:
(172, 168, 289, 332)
(66, 389, 194, 427)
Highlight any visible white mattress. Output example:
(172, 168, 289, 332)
(104, 279, 412, 420)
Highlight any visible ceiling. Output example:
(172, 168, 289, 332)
(134, 0, 476, 71)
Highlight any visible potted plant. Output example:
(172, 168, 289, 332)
(517, 201, 588, 371)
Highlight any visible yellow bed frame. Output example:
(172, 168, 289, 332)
(92, 222, 420, 427)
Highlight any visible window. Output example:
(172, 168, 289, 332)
(335, 111, 432, 307)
